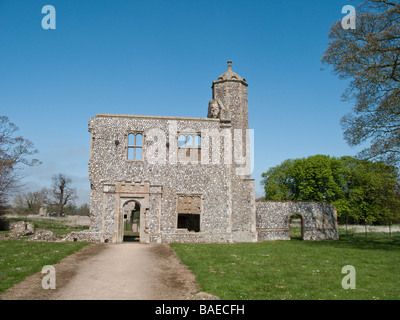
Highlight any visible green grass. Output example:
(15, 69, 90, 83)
(0, 239, 90, 294)
(171, 232, 400, 300)
(289, 225, 302, 239)
(123, 222, 140, 237)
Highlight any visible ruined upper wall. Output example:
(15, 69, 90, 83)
(88, 114, 235, 242)
(86, 61, 257, 244)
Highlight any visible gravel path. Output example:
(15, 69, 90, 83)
(1, 243, 200, 300)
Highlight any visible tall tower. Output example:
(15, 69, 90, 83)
(211, 61, 249, 133)
(210, 61, 256, 242)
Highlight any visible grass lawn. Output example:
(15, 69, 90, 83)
(0, 239, 90, 294)
(123, 221, 139, 237)
(171, 231, 400, 300)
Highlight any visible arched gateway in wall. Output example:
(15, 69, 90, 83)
(256, 202, 338, 241)
(122, 200, 141, 241)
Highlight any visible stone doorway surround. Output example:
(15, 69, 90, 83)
(112, 181, 151, 244)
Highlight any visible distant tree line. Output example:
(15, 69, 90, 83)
(10, 172, 89, 216)
(0, 115, 88, 217)
(11, 188, 89, 217)
(261, 155, 400, 225)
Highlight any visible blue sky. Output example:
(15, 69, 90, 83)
(0, 0, 362, 205)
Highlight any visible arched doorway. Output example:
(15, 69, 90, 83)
(122, 200, 141, 242)
(289, 214, 304, 240)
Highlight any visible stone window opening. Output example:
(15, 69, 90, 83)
(127, 132, 143, 161)
(89, 135, 95, 161)
(178, 134, 201, 147)
(177, 214, 200, 232)
(178, 133, 201, 162)
(176, 194, 202, 232)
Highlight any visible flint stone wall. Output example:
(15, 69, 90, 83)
(28, 229, 61, 242)
(88, 114, 257, 244)
(9, 221, 35, 236)
(256, 201, 338, 241)
(63, 230, 110, 243)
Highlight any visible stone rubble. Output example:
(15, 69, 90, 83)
(9, 221, 35, 236)
(27, 229, 63, 242)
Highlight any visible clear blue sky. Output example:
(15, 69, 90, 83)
(0, 0, 362, 205)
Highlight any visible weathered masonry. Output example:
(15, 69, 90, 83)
(256, 202, 338, 241)
(86, 61, 256, 244)
(78, 61, 338, 244)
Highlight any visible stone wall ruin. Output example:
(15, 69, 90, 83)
(81, 62, 339, 244)
(256, 201, 338, 241)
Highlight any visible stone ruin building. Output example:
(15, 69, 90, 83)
(74, 61, 338, 243)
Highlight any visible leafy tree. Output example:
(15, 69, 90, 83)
(351, 158, 399, 224)
(262, 155, 347, 203)
(0, 116, 41, 208)
(261, 159, 296, 201)
(322, 0, 400, 166)
(261, 155, 400, 225)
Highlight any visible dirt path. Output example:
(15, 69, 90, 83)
(1, 243, 200, 300)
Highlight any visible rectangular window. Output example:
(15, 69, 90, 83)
(127, 132, 143, 160)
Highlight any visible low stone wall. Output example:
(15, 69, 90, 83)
(28, 229, 62, 242)
(4, 214, 91, 226)
(161, 232, 233, 244)
(63, 231, 112, 243)
(256, 201, 338, 241)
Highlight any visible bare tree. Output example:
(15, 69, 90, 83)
(12, 189, 48, 215)
(0, 116, 41, 208)
(50, 174, 77, 216)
